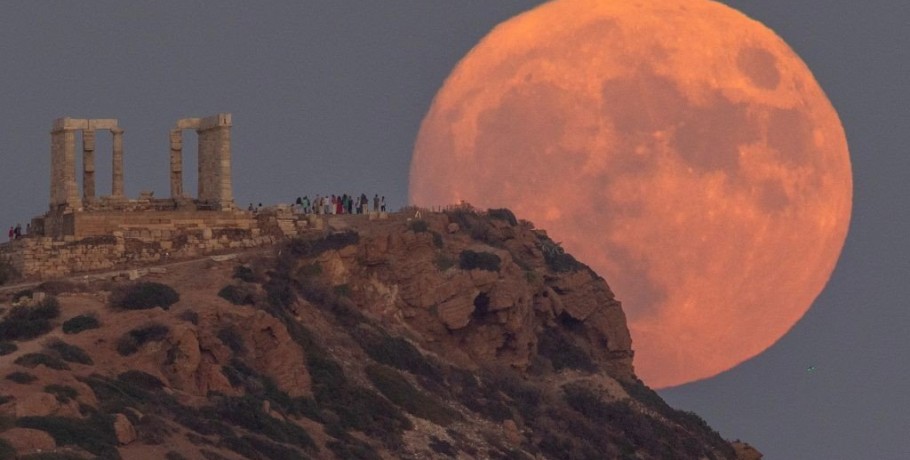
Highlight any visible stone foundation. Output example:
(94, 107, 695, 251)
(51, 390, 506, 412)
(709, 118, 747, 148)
(1, 207, 335, 279)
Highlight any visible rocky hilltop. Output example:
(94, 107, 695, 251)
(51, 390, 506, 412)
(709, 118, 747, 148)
(0, 207, 761, 459)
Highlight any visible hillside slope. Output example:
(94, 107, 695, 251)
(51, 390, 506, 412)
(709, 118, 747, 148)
(0, 208, 761, 459)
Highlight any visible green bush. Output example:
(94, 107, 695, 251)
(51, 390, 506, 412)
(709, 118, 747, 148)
(306, 352, 412, 448)
(36, 280, 82, 296)
(0, 297, 61, 341)
(333, 284, 351, 297)
(217, 284, 255, 305)
(287, 231, 360, 258)
(20, 453, 98, 460)
(537, 327, 596, 373)
(44, 384, 79, 403)
(327, 438, 380, 460)
(298, 262, 323, 278)
(15, 352, 70, 370)
(538, 234, 584, 273)
(6, 371, 37, 384)
(62, 313, 100, 334)
(434, 254, 455, 271)
(408, 220, 429, 233)
(0, 259, 18, 286)
(178, 309, 199, 325)
(16, 414, 119, 457)
(352, 328, 442, 383)
(487, 208, 518, 226)
(431, 231, 444, 248)
(31, 297, 61, 318)
(210, 395, 316, 452)
(618, 378, 735, 457)
(365, 364, 459, 426)
(46, 340, 93, 365)
(220, 434, 305, 460)
(117, 370, 165, 391)
(12, 289, 33, 302)
(459, 250, 501, 272)
(116, 323, 170, 356)
(0, 395, 12, 405)
(217, 326, 246, 354)
(233, 265, 260, 283)
(429, 436, 458, 457)
(112, 282, 179, 310)
(0, 438, 14, 460)
(0, 341, 17, 356)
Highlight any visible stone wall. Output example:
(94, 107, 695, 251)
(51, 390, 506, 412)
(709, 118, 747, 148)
(0, 226, 279, 280)
(0, 208, 322, 280)
(0, 206, 392, 280)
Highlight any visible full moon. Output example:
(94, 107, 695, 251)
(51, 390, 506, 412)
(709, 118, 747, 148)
(409, 0, 852, 388)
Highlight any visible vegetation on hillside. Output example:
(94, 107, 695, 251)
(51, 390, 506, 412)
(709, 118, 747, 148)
(0, 216, 742, 459)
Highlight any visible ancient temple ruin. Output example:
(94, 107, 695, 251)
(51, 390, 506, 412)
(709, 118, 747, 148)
(48, 113, 234, 214)
(0, 113, 344, 279)
(35, 113, 244, 240)
(49, 117, 125, 211)
(169, 114, 233, 209)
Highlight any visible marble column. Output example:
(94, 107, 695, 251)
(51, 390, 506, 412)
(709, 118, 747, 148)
(111, 127, 124, 198)
(216, 124, 233, 209)
(50, 130, 62, 207)
(197, 129, 215, 202)
(63, 129, 80, 209)
(82, 129, 96, 203)
(169, 129, 183, 198)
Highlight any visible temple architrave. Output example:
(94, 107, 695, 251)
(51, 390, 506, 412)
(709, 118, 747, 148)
(0, 113, 327, 279)
(36, 113, 246, 240)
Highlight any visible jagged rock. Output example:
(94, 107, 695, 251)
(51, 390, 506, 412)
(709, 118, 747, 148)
(733, 441, 764, 460)
(114, 413, 137, 445)
(0, 209, 754, 458)
(161, 325, 205, 394)
(15, 393, 61, 418)
(0, 428, 56, 453)
(436, 293, 477, 330)
(503, 419, 522, 446)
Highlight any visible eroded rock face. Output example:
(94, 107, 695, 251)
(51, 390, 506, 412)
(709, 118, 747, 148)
(113, 413, 138, 445)
(0, 209, 751, 459)
(15, 392, 79, 418)
(160, 306, 310, 397)
(308, 210, 634, 378)
(0, 428, 56, 454)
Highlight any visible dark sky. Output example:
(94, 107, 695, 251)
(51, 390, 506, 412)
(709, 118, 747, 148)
(1, 1, 906, 458)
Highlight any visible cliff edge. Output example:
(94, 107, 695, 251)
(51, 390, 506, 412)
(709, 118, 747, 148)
(0, 207, 760, 459)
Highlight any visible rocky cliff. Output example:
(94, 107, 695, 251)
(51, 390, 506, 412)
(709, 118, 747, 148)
(0, 207, 760, 459)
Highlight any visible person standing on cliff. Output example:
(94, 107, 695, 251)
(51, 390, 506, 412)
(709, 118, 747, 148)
(7, 226, 13, 241)
(14, 224, 21, 239)
(380, 196, 386, 212)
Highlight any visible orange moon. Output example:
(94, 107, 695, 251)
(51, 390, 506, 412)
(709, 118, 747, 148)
(409, 0, 852, 388)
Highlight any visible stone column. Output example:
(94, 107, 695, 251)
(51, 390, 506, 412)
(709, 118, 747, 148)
(50, 130, 63, 207)
(197, 129, 215, 202)
(169, 129, 183, 198)
(62, 129, 81, 209)
(215, 124, 233, 209)
(82, 129, 96, 203)
(111, 127, 124, 198)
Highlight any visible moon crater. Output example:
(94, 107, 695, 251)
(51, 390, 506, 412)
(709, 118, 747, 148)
(410, 0, 851, 388)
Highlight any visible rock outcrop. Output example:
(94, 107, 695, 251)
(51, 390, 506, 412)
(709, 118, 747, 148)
(0, 207, 759, 459)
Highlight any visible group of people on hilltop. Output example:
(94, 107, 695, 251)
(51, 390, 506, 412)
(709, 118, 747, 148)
(294, 193, 386, 215)
(7, 223, 26, 241)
